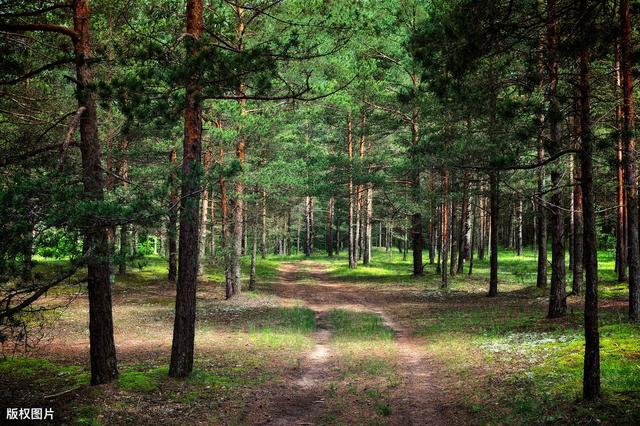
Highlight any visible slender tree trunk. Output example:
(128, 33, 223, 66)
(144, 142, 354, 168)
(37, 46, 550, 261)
(214, 196, 216, 261)
(450, 194, 458, 276)
(441, 170, 449, 288)
(573, 155, 584, 294)
(573, 101, 584, 294)
(260, 190, 267, 259)
(168, 149, 178, 282)
(410, 107, 424, 275)
(364, 184, 373, 265)
(169, 0, 203, 378)
(615, 49, 627, 282)
(118, 138, 129, 275)
(327, 197, 334, 257)
(249, 208, 258, 291)
(73, 0, 118, 385)
(469, 194, 477, 275)
(119, 224, 128, 275)
(579, 1, 600, 398)
(456, 175, 469, 272)
(347, 114, 356, 268)
(286, 209, 292, 255)
(536, 134, 547, 288)
(516, 198, 523, 256)
(489, 172, 499, 297)
(197, 150, 210, 276)
(305, 196, 313, 256)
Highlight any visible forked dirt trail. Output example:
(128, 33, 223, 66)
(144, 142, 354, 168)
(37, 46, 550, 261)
(247, 261, 472, 425)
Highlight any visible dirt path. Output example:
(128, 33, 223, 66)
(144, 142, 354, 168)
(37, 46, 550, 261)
(247, 261, 472, 425)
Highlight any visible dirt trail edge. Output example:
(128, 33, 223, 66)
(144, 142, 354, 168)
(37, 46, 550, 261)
(245, 261, 473, 426)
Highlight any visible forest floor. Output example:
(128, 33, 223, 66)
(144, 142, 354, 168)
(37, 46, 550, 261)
(1, 248, 639, 425)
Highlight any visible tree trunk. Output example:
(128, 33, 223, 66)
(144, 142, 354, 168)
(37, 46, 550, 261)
(347, 114, 356, 268)
(579, 1, 600, 398)
(620, 0, 639, 322)
(488, 172, 499, 297)
(410, 108, 424, 275)
(119, 224, 128, 275)
(536, 137, 547, 288)
(169, 0, 203, 378)
(305, 196, 313, 256)
(441, 170, 449, 288)
(363, 184, 373, 265)
(197, 150, 210, 276)
(469, 194, 477, 275)
(615, 49, 627, 282)
(168, 149, 178, 282)
(260, 190, 267, 259)
(327, 197, 334, 257)
(516, 198, 523, 256)
(450, 195, 458, 276)
(73, 0, 118, 385)
(457, 173, 470, 272)
(547, 0, 567, 318)
(573, 104, 584, 294)
(249, 210, 258, 290)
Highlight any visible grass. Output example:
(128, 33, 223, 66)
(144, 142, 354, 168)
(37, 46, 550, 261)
(5, 246, 639, 424)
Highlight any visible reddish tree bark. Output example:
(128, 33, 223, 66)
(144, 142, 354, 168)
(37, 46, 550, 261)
(169, 0, 203, 378)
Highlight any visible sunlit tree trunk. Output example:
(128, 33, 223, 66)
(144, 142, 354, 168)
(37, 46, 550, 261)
(327, 197, 334, 257)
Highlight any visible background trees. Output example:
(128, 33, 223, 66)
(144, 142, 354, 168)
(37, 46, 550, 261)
(1, 0, 637, 405)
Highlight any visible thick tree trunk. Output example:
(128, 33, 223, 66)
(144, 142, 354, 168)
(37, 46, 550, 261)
(169, 0, 203, 378)
(73, 0, 118, 385)
(579, 2, 600, 398)
(489, 172, 499, 297)
(620, 0, 639, 322)
(547, 0, 566, 318)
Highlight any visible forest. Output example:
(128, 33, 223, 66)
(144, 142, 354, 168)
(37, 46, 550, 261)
(0, 0, 639, 424)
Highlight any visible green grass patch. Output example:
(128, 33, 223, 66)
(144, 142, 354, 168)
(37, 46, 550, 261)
(326, 309, 394, 341)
